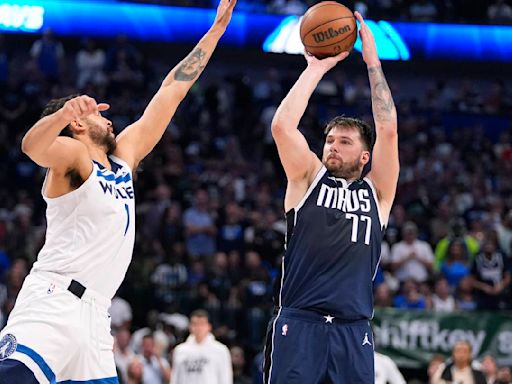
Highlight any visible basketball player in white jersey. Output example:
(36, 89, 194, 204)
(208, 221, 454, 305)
(0, 0, 236, 382)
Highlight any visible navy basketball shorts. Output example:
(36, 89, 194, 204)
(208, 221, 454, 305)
(263, 307, 375, 384)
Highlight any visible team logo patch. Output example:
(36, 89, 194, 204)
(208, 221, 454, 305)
(0, 334, 17, 360)
(281, 324, 288, 336)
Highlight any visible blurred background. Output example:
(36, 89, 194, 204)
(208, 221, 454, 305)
(0, 0, 511, 383)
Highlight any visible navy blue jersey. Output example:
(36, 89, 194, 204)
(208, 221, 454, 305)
(274, 166, 385, 320)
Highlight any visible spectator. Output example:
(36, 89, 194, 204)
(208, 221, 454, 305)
(138, 334, 171, 384)
(440, 240, 471, 290)
(109, 295, 133, 332)
(374, 351, 406, 384)
(126, 357, 144, 384)
(496, 366, 512, 384)
(393, 279, 427, 309)
(114, 328, 136, 384)
(471, 238, 511, 310)
(76, 38, 107, 90)
(455, 276, 477, 310)
(171, 309, 233, 384)
(427, 355, 446, 383)
(495, 210, 512, 257)
(231, 345, 251, 384)
(374, 282, 394, 308)
(429, 276, 456, 312)
(409, 0, 438, 21)
(435, 219, 480, 271)
(391, 221, 434, 283)
(184, 189, 217, 258)
(488, 0, 512, 24)
(431, 341, 487, 384)
(29, 28, 64, 81)
(481, 355, 498, 384)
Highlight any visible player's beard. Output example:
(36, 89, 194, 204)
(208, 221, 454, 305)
(89, 122, 117, 155)
(324, 157, 361, 180)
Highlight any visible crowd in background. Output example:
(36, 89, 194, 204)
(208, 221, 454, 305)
(126, 0, 512, 24)
(0, 26, 511, 383)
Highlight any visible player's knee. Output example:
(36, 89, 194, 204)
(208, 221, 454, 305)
(0, 359, 39, 384)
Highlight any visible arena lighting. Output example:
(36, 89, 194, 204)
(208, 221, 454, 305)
(1, 0, 512, 62)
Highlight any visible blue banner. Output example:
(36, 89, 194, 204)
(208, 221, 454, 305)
(1, 0, 512, 62)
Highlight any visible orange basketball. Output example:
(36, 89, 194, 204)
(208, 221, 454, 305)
(300, 1, 357, 59)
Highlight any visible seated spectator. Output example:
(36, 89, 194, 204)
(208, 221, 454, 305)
(495, 210, 512, 257)
(455, 276, 477, 310)
(391, 222, 434, 283)
(429, 276, 456, 312)
(374, 282, 393, 308)
(184, 189, 217, 258)
(471, 238, 511, 310)
(496, 365, 512, 384)
(231, 345, 251, 384)
(109, 295, 133, 332)
(431, 341, 487, 384)
(137, 334, 171, 384)
(393, 279, 427, 309)
(127, 356, 144, 384)
(114, 328, 136, 384)
(76, 38, 107, 90)
(409, 0, 438, 21)
(488, 0, 512, 24)
(440, 240, 471, 289)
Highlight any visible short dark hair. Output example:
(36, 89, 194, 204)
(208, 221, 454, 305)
(40, 94, 79, 138)
(324, 116, 375, 151)
(190, 309, 209, 321)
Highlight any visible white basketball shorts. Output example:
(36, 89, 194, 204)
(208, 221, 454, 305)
(0, 271, 118, 383)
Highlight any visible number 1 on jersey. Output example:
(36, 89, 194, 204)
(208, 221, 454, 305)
(346, 213, 372, 245)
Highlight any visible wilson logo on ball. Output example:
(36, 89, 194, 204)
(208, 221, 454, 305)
(312, 25, 352, 43)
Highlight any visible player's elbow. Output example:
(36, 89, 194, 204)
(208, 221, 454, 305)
(21, 135, 35, 157)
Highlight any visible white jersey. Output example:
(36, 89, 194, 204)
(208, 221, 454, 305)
(172, 334, 232, 384)
(32, 155, 135, 299)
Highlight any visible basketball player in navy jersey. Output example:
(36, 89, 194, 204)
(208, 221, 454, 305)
(263, 12, 399, 384)
(0, 0, 236, 383)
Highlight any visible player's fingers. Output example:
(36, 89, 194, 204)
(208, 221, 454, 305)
(77, 97, 89, 116)
(228, 0, 237, 10)
(98, 103, 110, 112)
(336, 51, 350, 61)
(354, 11, 365, 25)
(85, 96, 99, 114)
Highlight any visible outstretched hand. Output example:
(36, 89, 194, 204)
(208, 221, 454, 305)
(214, 0, 237, 30)
(354, 11, 380, 67)
(61, 95, 109, 123)
(304, 50, 349, 73)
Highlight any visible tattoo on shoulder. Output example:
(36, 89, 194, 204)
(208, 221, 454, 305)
(174, 48, 207, 81)
(368, 65, 396, 122)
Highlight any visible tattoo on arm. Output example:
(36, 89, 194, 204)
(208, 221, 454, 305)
(174, 48, 207, 81)
(368, 65, 396, 122)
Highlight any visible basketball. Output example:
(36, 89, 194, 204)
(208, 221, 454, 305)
(300, 1, 357, 59)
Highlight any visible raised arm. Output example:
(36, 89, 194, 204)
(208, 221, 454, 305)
(271, 52, 348, 183)
(115, 0, 236, 169)
(21, 95, 109, 172)
(356, 12, 399, 222)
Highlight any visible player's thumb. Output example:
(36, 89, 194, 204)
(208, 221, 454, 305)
(97, 103, 110, 112)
